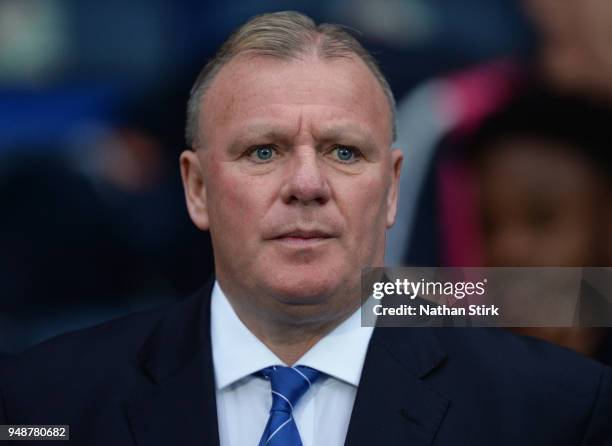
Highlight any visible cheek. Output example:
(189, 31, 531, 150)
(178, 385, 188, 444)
(335, 173, 389, 236)
(355, 173, 387, 212)
(546, 210, 598, 263)
(206, 166, 269, 238)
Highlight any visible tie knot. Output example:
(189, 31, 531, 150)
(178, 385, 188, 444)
(259, 366, 321, 413)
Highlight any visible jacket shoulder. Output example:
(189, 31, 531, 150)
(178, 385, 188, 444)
(0, 300, 175, 414)
(17, 303, 170, 366)
(436, 327, 605, 381)
(435, 328, 611, 437)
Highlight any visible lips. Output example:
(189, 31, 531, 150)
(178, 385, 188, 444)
(266, 227, 339, 246)
(275, 229, 333, 239)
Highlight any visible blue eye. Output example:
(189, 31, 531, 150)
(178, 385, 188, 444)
(332, 146, 358, 163)
(251, 146, 276, 161)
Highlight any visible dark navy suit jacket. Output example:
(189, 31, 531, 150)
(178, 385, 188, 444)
(1, 280, 611, 445)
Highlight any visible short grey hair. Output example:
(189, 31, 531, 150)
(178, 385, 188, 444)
(185, 11, 396, 148)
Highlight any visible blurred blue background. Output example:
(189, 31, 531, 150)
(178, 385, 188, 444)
(5, 0, 597, 354)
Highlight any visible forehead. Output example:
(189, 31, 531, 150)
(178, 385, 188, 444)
(200, 53, 392, 146)
(481, 137, 603, 200)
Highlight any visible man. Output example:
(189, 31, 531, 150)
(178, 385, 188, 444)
(1, 11, 611, 446)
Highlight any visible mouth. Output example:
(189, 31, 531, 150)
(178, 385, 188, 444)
(270, 229, 337, 246)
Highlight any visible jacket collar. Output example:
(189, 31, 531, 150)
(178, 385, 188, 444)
(137, 278, 214, 384)
(345, 326, 449, 446)
(127, 278, 450, 446)
(127, 278, 220, 446)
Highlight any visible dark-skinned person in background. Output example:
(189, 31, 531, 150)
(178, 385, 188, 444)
(468, 87, 612, 364)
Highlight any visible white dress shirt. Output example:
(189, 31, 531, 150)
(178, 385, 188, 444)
(211, 282, 374, 446)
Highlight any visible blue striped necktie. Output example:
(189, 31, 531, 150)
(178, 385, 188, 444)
(257, 365, 321, 446)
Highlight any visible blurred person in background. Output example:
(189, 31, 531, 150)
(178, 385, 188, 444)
(0, 84, 215, 354)
(467, 88, 612, 364)
(85, 80, 216, 300)
(386, 0, 612, 363)
(524, 0, 612, 100)
(0, 42, 215, 354)
(389, 0, 612, 268)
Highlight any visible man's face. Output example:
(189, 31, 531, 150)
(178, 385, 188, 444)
(181, 53, 402, 326)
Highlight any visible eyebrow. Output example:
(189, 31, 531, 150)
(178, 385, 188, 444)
(227, 121, 379, 153)
(313, 123, 377, 149)
(227, 124, 294, 154)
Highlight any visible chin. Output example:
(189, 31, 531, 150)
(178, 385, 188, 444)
(263, 269, 344, 305)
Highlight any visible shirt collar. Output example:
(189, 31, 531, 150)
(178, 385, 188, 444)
(211, 281, 374, 390)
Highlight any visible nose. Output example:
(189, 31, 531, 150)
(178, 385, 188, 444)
(280, 146, 331, 206)
(487, 229, 536, 267)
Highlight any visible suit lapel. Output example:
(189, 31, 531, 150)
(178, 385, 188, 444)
(345, 327, 450, 446)
(124, 280, 450, 446)
(126, 280, 220, 446)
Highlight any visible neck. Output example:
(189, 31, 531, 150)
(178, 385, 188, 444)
(251, 321, 336, 365)
(224, 292, 357, 365)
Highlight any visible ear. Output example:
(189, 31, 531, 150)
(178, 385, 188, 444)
(180, 149, 209, 231)
(385, 148, 403, 228)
